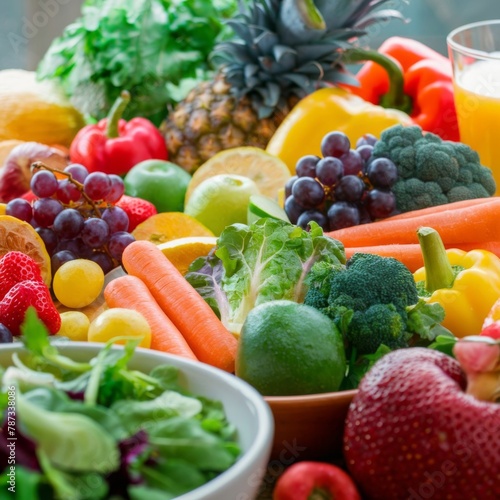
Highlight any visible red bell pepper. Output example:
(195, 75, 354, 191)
(69, 90, 168, 176)
(273, 461, 361, 500)
(345, 37, 460, 142)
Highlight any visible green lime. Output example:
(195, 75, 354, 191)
(236, 300, 346, 396)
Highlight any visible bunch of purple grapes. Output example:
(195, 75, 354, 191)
(5, 163, 135, 276)
(284, 131, 399, 231)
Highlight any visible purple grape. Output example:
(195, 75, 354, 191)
(64, 164, 89, 184)
(108, 231, 135, 261)
(105, 175, 125, 203)
(356, 133, 378, 147)
(334, 175, 366, 203)
(0, 323, 13, 343)
(357, 144, 374, 164)
(101, 207, 129, 233)
(327, 202, 361, 230)
(51, 250, 76, 275)
(6, 198, 33, 222)
(33, 198, 64, 227)
(316, 157, 344, 187)
(321, 132, 350, 158)
(284, 196, 305, 224)
(56, 179, 82, 204)
(291, 177, 325, 208)
(53, 208, 85, 239)
(36, 227, 58, 255)
(83, 172, 111, 201)
(340, 149, 363, 176)
(81, 218, 110, 248)
(296, 210, 328, 231)
(89, 252, 115, 274)
(366, 158, 399, 189)
(295, 155, 320, 178)
(55, 238, 94, 259)
(365, 189, 397, 219)
(30, 170, 58, 198)
(284, 176, 298, 199)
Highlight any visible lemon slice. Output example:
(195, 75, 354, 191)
(0, 215, 51, 286)
(184, 147, 291, 205)
(131, 212, 214, 244)
(157, 236, 218, 275)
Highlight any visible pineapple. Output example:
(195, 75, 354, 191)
(164, 0, 405, 172)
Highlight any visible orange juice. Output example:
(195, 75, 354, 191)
(453, 60, 500, 193)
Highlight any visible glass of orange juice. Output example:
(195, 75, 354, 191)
(448, 20, 500, 194)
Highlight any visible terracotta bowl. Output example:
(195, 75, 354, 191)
(264, 389, 358, 462)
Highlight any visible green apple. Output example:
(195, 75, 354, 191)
(123, 159, 191, 213)
(184, 174, 260, 236)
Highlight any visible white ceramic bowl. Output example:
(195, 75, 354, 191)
(0, 342, 274, 500)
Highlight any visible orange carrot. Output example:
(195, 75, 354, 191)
(344, 244, 424, 272)
(327, 198, 500, 247)
(121, 240, 238, 373)
(104, 274, 197, 360)
(385, 198, 494, 221)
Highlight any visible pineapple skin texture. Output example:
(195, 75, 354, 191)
(163, 74, 295, 173)
(0, 70, 86, 148)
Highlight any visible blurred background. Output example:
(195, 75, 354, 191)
(2, 0, 500, 71)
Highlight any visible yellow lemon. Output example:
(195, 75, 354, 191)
(88, 308, 151, 348)
(53, 259, 104, 309)
(158, 236, 218, 275)
(58, 311, 90, 341)
(184, 147, 291, 205)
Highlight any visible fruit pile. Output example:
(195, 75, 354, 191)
(1, 1, 500, 498)
(6, 163, 135, 277)
(284, 131, 399, 231)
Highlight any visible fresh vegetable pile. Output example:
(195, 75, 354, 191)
(37, 0, 238, 125)
(0, 310, 240, 499)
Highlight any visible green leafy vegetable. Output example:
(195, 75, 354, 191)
(0, 307, 240, 499)
(37, 0, 239, 124)
(185, 219, 346, 335)
(16, 392, 120, 474)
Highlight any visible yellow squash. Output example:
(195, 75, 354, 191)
(266, 86, 412, 174)
(0, 69, 85, 147)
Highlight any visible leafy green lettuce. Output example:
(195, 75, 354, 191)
(185, 219, 346, 335)
(0, 310, 240, 499)
(37, 0, 238, 125)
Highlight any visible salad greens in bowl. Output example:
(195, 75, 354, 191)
(0, 309, 273, 499)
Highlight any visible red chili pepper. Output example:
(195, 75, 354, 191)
(69, 91, 168, 176)
(345, 37, 460, 142)
(273, 461, 361, 500)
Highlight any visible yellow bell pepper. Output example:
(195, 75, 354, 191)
(266, 86, 412, 174)
(414, 227, 500, 338)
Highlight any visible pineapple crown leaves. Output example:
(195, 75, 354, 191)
(212, 0, 407, 118)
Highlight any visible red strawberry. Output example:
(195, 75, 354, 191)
(343, 348, 500, 500)
(115, 195, 157, 231)
(21, 190, 38, 203)
(0, 280, 61, 335)
(0, 251, 44, 299)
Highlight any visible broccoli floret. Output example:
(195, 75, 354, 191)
(304, 253, 420, 354)
(372, 125, 496, 213)
(347, 304, 408, 354)
(327, 253, 419, 316)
